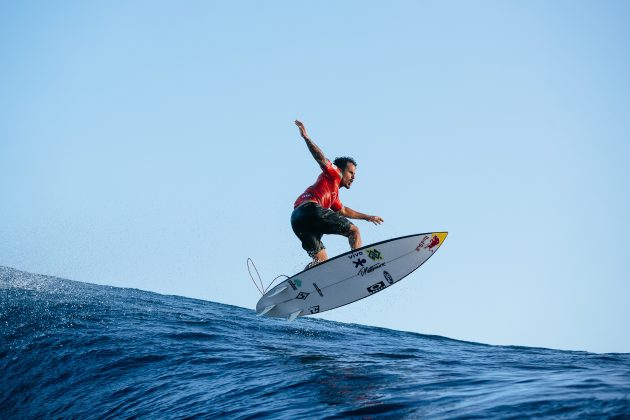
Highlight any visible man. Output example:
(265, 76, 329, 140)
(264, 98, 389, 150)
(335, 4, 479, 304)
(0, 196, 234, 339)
(291, 120, 384, 268)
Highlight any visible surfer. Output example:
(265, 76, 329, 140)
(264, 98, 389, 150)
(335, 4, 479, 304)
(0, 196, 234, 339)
(292, 120, 384, 268)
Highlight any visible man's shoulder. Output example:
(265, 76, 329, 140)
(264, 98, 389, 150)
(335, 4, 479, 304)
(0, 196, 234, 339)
(323, 160, 341, 178)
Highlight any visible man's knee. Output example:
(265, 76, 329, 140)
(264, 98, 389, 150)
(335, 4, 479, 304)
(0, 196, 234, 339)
(348, 224, 360, 237)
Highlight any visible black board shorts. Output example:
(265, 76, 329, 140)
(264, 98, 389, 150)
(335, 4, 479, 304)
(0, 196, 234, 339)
(291, 202, 353, 258)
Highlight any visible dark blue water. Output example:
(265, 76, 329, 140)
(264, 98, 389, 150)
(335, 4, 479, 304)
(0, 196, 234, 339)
(1, 266, 629, 418)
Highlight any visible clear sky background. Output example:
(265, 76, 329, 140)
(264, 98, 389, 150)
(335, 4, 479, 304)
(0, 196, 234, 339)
(1, 1, 629, 353)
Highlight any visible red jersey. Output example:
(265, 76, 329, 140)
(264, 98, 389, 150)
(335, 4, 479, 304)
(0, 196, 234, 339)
(294, 160, 343, 211)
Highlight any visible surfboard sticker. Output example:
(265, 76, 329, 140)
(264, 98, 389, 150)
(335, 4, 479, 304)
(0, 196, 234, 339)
(256, 232, 448, 319)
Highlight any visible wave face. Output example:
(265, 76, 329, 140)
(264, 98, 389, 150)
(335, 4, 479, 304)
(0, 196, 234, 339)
(1, 266, 629, 418)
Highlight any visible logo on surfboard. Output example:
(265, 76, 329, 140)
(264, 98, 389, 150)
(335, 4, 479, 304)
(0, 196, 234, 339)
(353, 258, 367, 268)
(366, 248, 383, 261)
(427, 235, 440, 250)
(383, 271, 394, 285)
(415, 235, 430, 251)
(358, 262, 386, 277)
(367, 281, 386, 294)
(416, 235, 441, 252)
(288, 279, 303, 290)
(348, 251, 364, 259)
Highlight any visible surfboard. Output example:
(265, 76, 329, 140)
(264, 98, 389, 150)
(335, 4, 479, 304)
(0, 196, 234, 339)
(256, 232, 447, 320)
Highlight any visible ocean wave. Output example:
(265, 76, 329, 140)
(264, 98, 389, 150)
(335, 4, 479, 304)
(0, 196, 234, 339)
(1, 266, 629, 418)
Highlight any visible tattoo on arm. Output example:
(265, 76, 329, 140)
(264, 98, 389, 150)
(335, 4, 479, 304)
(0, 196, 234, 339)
(296, 121, 327, 168)
(304, 137, 327, 169)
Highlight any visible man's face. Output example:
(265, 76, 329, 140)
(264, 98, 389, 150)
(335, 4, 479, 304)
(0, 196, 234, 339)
(341, 163, 356, 189)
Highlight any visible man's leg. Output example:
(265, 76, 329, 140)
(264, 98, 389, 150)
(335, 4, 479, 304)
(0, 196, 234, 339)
(305, 232, 328, 269)
(292, 203, 327, 269)
(316, 207, 359, 251)
(313, 248, 328, 263)
(348, 224, 362, 250)
(304, 248, 328, 270)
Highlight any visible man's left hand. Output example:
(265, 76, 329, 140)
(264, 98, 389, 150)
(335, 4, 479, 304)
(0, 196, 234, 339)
(366, 215, 384, 225)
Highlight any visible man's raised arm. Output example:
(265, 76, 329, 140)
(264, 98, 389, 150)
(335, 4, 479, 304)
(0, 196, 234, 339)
(295, 120, 327, 169)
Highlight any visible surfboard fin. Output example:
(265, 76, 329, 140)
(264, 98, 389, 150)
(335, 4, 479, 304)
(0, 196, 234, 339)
(287, 310, 302, 322)
(267, 285, 288, 298)
(257, 304, 276, 316)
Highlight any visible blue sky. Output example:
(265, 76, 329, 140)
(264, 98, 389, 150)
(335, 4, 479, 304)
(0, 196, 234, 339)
(1, 1, 629, 353)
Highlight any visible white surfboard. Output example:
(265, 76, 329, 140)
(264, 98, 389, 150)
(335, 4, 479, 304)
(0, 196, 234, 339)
(256, 232, 447, 319)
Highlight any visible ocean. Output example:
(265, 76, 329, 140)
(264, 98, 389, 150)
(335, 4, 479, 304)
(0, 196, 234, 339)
(1, 266, 629, 418)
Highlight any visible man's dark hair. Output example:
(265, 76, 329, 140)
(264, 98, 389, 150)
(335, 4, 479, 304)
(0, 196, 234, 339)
(333, 156, 357, 171)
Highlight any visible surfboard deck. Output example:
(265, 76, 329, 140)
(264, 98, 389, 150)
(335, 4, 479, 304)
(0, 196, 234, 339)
(256, 232, 447, 319)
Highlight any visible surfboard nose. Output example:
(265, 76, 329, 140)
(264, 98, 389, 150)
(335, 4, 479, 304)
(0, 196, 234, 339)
(433, 232, 448, 247)
(428, 232, 447, 251)
(415, 232, 448, 253)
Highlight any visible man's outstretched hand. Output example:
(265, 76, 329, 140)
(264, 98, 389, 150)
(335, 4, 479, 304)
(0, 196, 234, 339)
(295, 120, 308, 138)
(366, 215, 384, 225)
